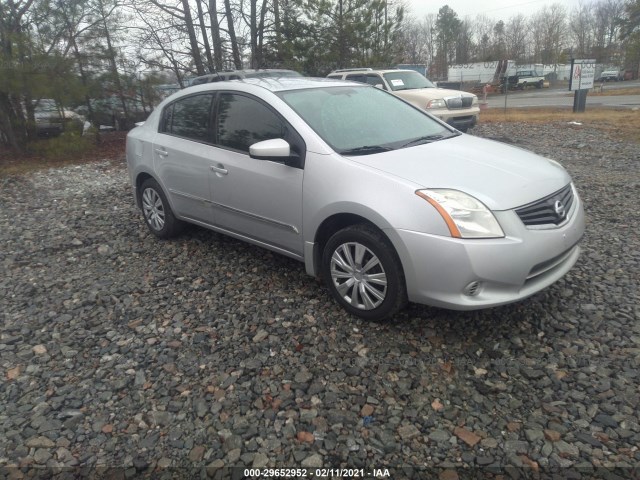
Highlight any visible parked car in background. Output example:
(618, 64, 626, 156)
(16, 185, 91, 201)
(514, 70, 545, 89)
(33, 99, 64, 136)
(327, 68, 479, 132)
(598, 70, 622, 82)
(126, 78, 584, 321)
(189, 69, 302, 86)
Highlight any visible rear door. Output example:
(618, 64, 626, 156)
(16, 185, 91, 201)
(152, 93, 216, 225)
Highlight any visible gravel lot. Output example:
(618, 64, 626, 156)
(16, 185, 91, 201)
(1, 123, 639, 478)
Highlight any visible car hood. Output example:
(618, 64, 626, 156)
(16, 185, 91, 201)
(349, 134, 571, 211)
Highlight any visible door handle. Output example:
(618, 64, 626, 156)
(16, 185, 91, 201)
(210, 165, 228, 175)
(154, 148, 168, 157)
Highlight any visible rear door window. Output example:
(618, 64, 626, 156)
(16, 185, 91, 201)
(161, 94, 214, 143)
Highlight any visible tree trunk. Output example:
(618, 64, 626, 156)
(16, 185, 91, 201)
(273, 0, 281, 64)
(224, 0, 242, 69)
(338, 0, 345, 68)
(0, 94, 24, 152)
(250, 0, 258, 68)
(182, 0, 206, 75)
(98, 0, 129, 129)
(69, 28, 100, 143)
(257, 0, 268, 68)
(209, 0, 223, 70)
(195, 0, 214, 72)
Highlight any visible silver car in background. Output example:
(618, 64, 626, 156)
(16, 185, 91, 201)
(126, 78, 585, 321)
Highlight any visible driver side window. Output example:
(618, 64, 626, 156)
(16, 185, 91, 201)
(216, 93, 287, 153)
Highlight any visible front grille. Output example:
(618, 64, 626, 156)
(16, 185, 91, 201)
(516, 184, 574, 226)
(445, 96, 473, 109)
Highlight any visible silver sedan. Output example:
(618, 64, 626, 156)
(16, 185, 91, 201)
(126, 77, 585, 321)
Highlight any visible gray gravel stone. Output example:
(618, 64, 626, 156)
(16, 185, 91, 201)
(1, 123, 639, 473)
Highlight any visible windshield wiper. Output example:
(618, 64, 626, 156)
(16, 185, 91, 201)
(340, 145, 392, 156)
(401, 132, 458, 149)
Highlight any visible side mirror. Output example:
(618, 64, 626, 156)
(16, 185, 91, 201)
(249, 138, 290, 160)
(249, 138, 301, 168)
(374, 84, 384, 89)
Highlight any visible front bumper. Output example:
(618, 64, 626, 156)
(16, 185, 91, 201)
(429, 107, 480, 131)
(389, 190, 585, 310)
(446, 115, 477, 131)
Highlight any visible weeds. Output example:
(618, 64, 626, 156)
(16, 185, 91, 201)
(28, 132, 92, 160)
(479, 108, 640, 143)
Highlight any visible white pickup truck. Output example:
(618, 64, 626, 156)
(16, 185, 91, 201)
(515, 70, 545, 89)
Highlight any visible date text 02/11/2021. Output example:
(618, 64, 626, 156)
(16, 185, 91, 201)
(243, 468, 391, 478)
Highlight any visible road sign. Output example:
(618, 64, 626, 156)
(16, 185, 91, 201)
(569, 59, 596, 91)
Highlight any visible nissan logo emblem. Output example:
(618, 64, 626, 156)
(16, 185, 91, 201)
(554, 200, 566, 219)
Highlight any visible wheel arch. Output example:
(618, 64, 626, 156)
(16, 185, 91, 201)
(133, 170, 176, 213)
(135, 172, 154, 207)
(311, 212, 404, 281)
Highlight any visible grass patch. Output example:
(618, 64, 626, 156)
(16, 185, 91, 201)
(589, 86, 640, 97)
(479, 107, 640, 143)
(28, 132, 93, 160)
(0, 131, 126, 177)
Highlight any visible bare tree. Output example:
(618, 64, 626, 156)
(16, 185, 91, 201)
(529, 4, 566, 64)
(131, 2, 195, 85)
(594, 0, 625, 63)
(474, 14, 494, 61)
(455, 19, 474, 64)
(209, 0, 223, 70)
(223, 0, 242, 68)
(505, 14, 528, 61)
(195, 0, 214, 71)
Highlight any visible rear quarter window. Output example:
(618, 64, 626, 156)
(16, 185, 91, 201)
(161, 94, 214, 143)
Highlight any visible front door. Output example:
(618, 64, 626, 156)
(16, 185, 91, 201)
(209, 92, 304, 256)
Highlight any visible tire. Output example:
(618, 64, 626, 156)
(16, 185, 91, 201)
(536, 80, 543, 89)
(322, 224, 407, 321)
(139, 178, 183, 239)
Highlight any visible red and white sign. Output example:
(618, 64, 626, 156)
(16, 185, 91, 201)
(569, 59, 596, 91)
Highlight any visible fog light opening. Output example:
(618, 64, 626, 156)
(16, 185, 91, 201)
(463, 281, 482, 297)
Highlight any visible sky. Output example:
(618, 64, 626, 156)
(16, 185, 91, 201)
(405, 0, 582, 22)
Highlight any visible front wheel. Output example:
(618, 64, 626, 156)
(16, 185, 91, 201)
(322, 224, 407, 321)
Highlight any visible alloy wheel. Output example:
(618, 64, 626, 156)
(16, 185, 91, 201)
(142, 187, 165, 231)
(330, 241, 388, 310)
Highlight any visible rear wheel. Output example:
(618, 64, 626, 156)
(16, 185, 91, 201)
(322, 224, 407, 321)
(140, 178, 183, 238)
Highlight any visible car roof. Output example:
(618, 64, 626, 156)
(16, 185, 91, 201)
(186, 76, 357, 93)
(330, 69, 415, 75)
(193, 69, 299, 78)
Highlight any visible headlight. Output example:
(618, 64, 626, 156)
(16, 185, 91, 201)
(415, 189, 504, 238)
(471, 95, 478, 106)
(426, 99, 446, 109)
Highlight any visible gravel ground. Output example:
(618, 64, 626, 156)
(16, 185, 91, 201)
(1, 122, 639, 479)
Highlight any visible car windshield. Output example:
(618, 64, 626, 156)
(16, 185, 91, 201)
(276, 85, 454, 154)
(382, 71, 436, 91)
